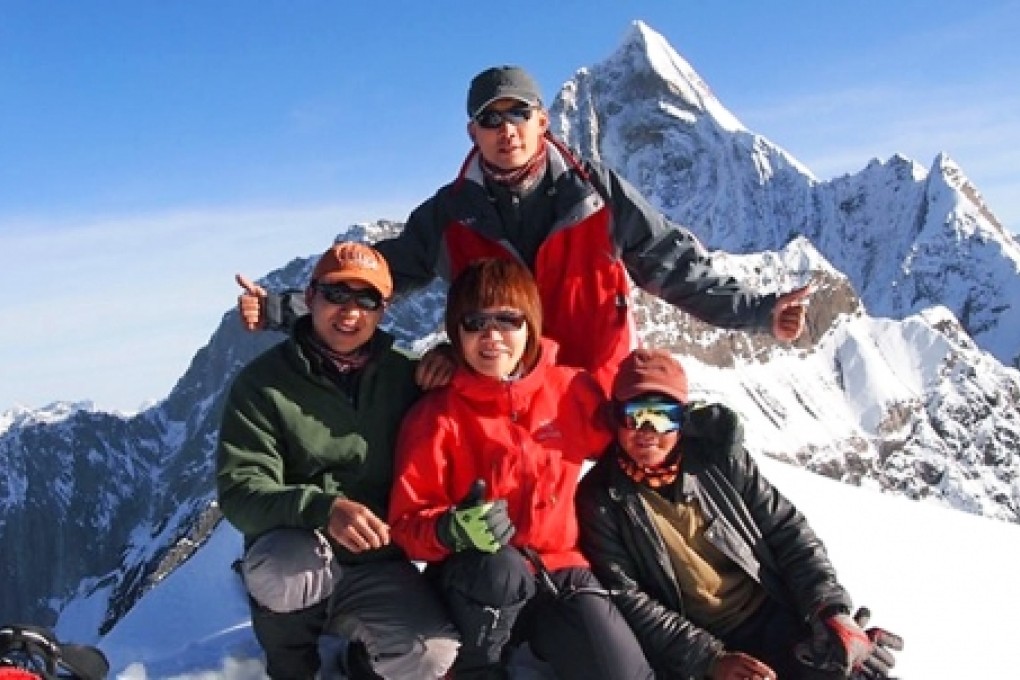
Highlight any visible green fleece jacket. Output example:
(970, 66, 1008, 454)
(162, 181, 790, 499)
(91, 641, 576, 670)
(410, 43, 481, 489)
(216, 318, 421, 563)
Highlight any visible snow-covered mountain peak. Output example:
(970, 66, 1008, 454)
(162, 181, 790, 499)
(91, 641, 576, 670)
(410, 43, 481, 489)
(615, 20, 745, 134)
(0, 400, 100, 435)
(862, 153, 926, 180)
(927, 152, 1013, 243)
(550, 21, 763, 173)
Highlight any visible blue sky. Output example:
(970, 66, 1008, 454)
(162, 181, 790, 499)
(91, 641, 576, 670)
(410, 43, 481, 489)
(2, 1, 1019, 412)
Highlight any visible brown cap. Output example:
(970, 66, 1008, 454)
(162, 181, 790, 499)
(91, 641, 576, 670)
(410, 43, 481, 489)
(612, 348, 688, 403)
(311, 242, 392, 299)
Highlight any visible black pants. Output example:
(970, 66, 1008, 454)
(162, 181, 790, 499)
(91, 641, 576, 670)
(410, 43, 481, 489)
(433, 547, 653, 680)
(719, 596, 844, 680)
(250, 599, 331, 680)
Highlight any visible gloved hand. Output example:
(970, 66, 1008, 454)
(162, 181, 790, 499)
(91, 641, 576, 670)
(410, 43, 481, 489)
(850, 608, 904, 679)
(796, 605, 901, 677)
(436, 479, 515, 553)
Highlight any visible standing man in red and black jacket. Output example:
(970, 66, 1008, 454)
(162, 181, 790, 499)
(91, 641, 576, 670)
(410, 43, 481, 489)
(236, 65, 810, 392)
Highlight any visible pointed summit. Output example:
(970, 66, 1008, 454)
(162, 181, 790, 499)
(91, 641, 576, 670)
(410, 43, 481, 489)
(549, 20, 810, 251)
(610, 20, 745, 132)
(927, 152, 1010, 240)
(548, 20, 749, 164)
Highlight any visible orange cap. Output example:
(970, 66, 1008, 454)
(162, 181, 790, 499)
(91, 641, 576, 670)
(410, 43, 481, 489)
(311, 242, 392, 299)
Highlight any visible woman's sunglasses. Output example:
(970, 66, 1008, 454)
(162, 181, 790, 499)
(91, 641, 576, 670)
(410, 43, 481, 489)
(616, 400, 684, 434)
(460, 310, 527, 333)
(312, 282, 385, 311)
(473, 106, 536, 130)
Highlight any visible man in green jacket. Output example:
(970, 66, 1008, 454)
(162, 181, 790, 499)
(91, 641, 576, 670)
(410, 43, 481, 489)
(216, 242, 459, 680)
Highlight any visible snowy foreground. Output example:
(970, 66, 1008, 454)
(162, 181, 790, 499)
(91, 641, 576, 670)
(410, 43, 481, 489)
(64, 455, 1019, 678)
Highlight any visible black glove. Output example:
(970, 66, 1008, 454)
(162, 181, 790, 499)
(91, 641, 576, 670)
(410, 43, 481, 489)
(850, 607, 904, 679)
(436, 479, 515, 553)
(796, 606, 901, 677)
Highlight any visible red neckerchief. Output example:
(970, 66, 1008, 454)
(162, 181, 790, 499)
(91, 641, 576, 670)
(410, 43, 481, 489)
(480, 142, 548, 192)
(306, 332, 372, 374)
(616, 450, 681, 488)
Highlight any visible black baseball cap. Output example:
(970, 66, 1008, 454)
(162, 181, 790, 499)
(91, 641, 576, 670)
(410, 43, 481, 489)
(467, 65, 542, 118)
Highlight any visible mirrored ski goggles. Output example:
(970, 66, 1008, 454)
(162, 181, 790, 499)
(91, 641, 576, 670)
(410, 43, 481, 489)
(616, 400, 684, 434)
(460, 310, 528, 333)
(311, 282, 385, 311)
(473, 105, 536, 129)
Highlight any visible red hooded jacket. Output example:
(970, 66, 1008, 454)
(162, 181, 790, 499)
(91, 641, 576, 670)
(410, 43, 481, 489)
(389, 340, 611, 572)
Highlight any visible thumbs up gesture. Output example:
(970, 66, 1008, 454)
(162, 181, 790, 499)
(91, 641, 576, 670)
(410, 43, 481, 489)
(436, 479, 515, 553)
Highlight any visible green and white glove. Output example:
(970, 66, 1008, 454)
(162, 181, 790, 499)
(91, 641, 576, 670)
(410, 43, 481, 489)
(437, 479, 515, 553)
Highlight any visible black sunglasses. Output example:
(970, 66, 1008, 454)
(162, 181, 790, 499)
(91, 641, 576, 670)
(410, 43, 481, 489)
(473, 106, 536, 130)
(460, 310, 527, 333)
(312, 282, 385, 311)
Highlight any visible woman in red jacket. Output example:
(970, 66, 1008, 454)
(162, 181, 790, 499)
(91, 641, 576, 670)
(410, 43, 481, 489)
(389, 258, 653, 680)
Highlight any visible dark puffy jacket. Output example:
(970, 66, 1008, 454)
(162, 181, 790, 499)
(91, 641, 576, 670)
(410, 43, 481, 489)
(576, 403, 851, 679)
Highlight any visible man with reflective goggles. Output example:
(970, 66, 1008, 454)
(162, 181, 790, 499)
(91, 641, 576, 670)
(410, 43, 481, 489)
(235, 64, 811, 394)
(577, 348, 903, 680)
(217, 241, 459, 680)
(616, 398, 684, 434)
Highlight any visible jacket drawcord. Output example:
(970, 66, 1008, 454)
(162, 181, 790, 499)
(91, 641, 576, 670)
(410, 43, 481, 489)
(615, 292, 629, 325)
(518, 545, 559, 597)
(517, 546, 614, 601)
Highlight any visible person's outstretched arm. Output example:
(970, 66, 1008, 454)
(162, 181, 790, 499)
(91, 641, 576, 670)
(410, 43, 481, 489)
(593, 162, 808, 340)
(234, 195, 446, 333)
